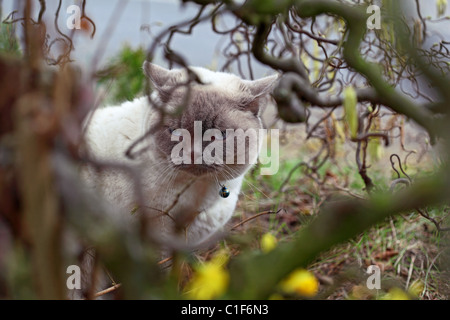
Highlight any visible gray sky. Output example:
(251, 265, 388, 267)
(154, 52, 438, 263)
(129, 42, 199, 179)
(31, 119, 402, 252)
(1, 0, 271, 77)
(1, 0, 448, 79)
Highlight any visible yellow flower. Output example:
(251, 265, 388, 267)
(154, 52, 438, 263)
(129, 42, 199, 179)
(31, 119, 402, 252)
(185, 263, 229, 300)
(280, 269, 319, 297)
(408, 280, 424, 297)
(381, 287, 410, 300)
(260, 233, 277, 253)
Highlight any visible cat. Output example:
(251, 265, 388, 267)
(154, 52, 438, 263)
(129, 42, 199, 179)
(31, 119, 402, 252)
(82, 62, 278, 250)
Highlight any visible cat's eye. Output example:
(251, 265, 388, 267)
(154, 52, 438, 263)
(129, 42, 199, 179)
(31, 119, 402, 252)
(214, 130, 227, 140)
(169, 128, 183, 137)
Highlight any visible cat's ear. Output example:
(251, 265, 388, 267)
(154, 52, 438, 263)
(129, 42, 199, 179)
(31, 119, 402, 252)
(242, 74, 279, 115)
(245, 74, 279, 97)
(143, 61, 182, 93)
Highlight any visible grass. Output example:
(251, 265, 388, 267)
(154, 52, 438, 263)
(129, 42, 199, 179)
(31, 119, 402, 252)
(0, 19, 21, 56)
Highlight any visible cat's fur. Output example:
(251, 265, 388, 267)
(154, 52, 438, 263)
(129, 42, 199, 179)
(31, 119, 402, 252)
(82, 62, 277, 248)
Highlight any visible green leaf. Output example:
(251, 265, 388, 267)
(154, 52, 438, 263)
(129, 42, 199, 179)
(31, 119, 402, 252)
(437, 0, 447, 18)
(343, 86, 358, 139)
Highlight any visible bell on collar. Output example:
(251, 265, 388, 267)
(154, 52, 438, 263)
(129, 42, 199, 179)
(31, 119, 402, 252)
(219, 185, 230, 198)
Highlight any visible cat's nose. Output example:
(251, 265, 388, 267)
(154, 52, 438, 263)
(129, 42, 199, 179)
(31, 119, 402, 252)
(191, 151, 203, 164)
(189, 141, 203, 164)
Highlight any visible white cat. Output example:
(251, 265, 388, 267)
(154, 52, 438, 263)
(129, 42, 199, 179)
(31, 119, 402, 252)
(82, 62, 277, 249)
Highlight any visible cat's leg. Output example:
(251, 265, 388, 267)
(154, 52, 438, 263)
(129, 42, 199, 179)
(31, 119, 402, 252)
(185, 199, 237, 247)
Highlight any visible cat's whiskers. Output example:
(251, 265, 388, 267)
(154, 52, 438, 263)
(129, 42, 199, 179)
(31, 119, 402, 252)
(140, 163, 180, 231)
(220, 166, 255, 200)
(225, 165, 271, 201)
(147, 162, 174, 184)
(138, 159, 172, 177)
(129, 159, 172, 207)
(147, 163, 177, 208)
(160, 165, 181, 214)
(209, 166, 221, 189)
(217, 166, 253, 202)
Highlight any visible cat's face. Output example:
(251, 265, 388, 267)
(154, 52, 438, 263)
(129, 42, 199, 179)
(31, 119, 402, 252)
(144, 63, 277, 179)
